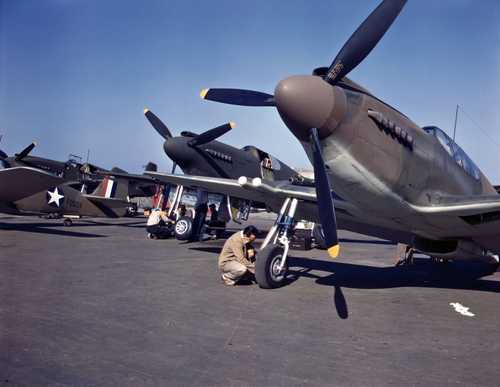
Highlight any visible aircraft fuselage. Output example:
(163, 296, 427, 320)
(275, 74, 497, 241)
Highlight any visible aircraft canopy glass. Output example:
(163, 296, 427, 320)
(423, 126, 480, 180)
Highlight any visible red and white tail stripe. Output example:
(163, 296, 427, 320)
(97, 178, 117, 198)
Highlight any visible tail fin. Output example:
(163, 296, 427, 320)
(92, 176, 129, 200)
(145, 162, 157, 172)
(111, 166, 128, 174)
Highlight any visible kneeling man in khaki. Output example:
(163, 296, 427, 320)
(219, 226, 258, 286)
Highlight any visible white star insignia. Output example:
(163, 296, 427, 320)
(47, 187, 65, 207)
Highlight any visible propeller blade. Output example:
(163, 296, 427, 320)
(144, 108, 173, 139)
(15, 142, 36, 161)
(188, 122, 235, 147)
(310, 128, 339, 258)
(171, 162, 177, 174)
(325, 0, 407, 85)
(200, 88, 275, 107)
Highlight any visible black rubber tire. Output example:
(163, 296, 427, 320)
(255, 244, 288, 289)
(174, 216, 193, 241)
(313, 224, 327, 250)
(63, 218, 73, 227)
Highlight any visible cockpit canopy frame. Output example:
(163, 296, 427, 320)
(423, 126, 480, 180)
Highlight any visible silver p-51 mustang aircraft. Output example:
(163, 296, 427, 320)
(145, 0, 500, 288)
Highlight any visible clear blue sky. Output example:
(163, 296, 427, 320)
(1, 0, 499, 180)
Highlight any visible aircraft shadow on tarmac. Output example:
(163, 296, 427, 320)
(77, 219, 147, 228)
(287, 256, 500, 319)
(0, 222, 107, 238)
(190, 244, 499, 319)
(339, 238, 396, 246)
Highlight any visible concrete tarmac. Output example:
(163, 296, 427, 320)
(1, 214, 499, 386)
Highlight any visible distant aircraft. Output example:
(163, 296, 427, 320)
(0, 139, 157, 197)
(10, 176, 132, 226)
(144, 108, 299, 182)
(138, 109, 307, 238)
(0, 141, 154, 225)
(145, 0, 500, 288)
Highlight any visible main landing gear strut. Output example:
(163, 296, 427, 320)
(255, 197, 298, 289)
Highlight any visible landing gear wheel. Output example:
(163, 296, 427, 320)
(255, 244, 288, 289)
(63, 218, 73, 227)
(174, 216, 193, 241)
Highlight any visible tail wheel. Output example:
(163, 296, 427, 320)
(63, 218, 73, 227)
(174, 216, 193, 241)
(255, 244, 288, 289)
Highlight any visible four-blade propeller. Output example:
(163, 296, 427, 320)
(144, 108, 236, 174)
(144, 108, 235, 147)
(198, 0, 407, 258)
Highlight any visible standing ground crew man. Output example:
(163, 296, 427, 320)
(218, 225, 258, 286)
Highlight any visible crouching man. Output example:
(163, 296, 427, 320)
(218, 225, 258, 286)
(145, 208, 173, 239)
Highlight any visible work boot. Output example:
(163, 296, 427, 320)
(221, 274, 236, 286)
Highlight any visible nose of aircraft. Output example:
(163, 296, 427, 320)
(274, 75, 347, 141)
(163, 138, 190, 167)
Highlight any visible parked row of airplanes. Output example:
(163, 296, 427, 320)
(2, 0, 500, 289)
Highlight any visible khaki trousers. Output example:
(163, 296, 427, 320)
(220, 261, 249, 285)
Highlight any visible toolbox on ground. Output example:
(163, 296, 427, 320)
(290, 228, 313, 251)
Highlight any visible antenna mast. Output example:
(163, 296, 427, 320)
(452, 104, 459, 142)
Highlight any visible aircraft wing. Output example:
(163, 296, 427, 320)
(410, 195, 500, 251)
(146, 172, 316, 202)
(0, 167, 64, 203)
(144, 172, 419, 243)
(411, 194, 500, 217)
(96, 170, 152, 182)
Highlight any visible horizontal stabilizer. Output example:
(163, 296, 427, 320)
(83, 195, 130, 218)
(83, 195, 130, 208)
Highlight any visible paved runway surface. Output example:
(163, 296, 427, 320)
(1, 214, 499, 386)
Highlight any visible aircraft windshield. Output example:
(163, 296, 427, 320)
(423, 126, 480, 180)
